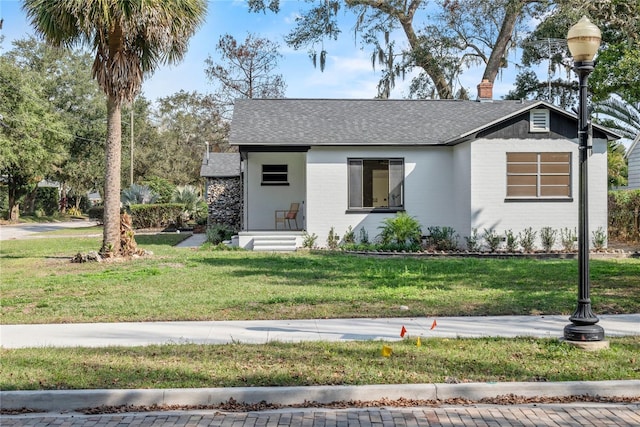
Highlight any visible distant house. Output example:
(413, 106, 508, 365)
(626, 136, 640, 189)
(200, 152, 242, 231)
(228, 91, 619, 250)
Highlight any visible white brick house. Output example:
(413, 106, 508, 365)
(228, 98, 618, 250)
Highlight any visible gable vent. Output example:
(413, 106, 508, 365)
(530, 109, 550, 132)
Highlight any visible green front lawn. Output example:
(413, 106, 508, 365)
(1, 234, 638, 324)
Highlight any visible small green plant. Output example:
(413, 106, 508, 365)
(327, 227, 340, 250)
(426, 226, 458, 251)
(519, 227, 537, 253)
(343, 226, 356, 244)
(504, 229, 518, 252)
(378, 212, 422, 250)
(358, 227, 369, 244)
(560, 228, 577, 252)
(483, 228, 501, 252)
(67, 207, 82, 217)
(302, 232, 318, 248)
(592, 226, 607, 251)
(121, 184, 159, 208)
(540, 227, 557, 252)
(207, 223, 235, 245)
(465, 228, 480, 252)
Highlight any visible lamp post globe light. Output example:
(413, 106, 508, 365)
(563, 16, 605, 343)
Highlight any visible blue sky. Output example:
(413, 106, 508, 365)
(1, 0, 525, 102)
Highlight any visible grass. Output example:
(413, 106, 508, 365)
(1, 232, 639, 392)
(1, 337, 639, 390)
(1, 233, 639, 324)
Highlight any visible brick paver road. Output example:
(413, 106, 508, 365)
(3, 404, 639, 427)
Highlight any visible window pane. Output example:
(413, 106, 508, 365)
(508, 175, 537, 185)
(389, 160, 403, 207)
(541, 186, 570, 197)
(541, 153, 570, 162)
(541, 175, 570, 186)
(263, 164, 288, 173)
(507, 153, 537, 162)
(348, 160, 362, 208)
(540, 163, 570, 174)
(507, 164, 538, 174)
(507, 186, 537, 197)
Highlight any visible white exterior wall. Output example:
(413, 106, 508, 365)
(453, 143, 472, 240)
(628, 142, 640, 189)
(469, 137, 608, 249)
(243, 152, 306, 230)
(306, 146, 458, 247)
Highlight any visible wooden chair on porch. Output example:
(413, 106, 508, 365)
(275, 203, 300, 230)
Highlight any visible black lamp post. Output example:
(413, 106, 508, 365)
(563, 16, 605, 342)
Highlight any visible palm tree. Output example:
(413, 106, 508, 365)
(594, 96, 640, 188)
(23, 0, 207, 256)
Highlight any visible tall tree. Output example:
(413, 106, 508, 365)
(0, 55, 68, 221)
(205, 33, 286, 118)
(512, 0, 640, 105)
(23, 0, 207, 256)
(132, 91, 229, 185)
(594, 97, 640, 188)
(249, 0, 543, 99)
(6, 37, 107, 211)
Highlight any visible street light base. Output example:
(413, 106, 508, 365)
(563, 323, 605, 341)
(561, 338, 610, 351)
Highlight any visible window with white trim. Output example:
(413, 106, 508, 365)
(348, 159, 404, 209)
(506, 152, 571, 198)
(530, 109, 550, 132)
(261, 164, 288, 185)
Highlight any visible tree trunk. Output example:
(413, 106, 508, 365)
(482, 0, 524, 84)
(8, 182, 20, 222)
(101, 96, 122, 256)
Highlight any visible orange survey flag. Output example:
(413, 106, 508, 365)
(400, 326, 407, 338)
(382, 345, 393, 357)
(430, 319, 437, 330)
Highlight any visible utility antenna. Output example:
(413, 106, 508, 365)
(524, 38, 567, 102)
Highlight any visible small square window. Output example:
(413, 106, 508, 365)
(262, 164, 288, 186)
(530, 109, 550, 132)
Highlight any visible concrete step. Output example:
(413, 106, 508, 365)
(252, 235, 297, 252)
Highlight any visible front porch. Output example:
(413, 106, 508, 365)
(237, 231, 305, 251)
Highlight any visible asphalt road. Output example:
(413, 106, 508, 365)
(0, 219, 99, 241)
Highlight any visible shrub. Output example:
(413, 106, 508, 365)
(302, 232, 318, 248)
(592, 226, 607, 250)
(378, 212, 422, 249)
(128, 203, 184, 229)
(520, 227, 537, 253)
(465, 228, 481, 252)
(483, 228, 501, 252)
(540, 227, 557, 252)
(426, 226, 458, 251)
(560, 228, 577, 252)
(505, 229, 518, 252)
(343, 226, 356, 244)
(358, 227, 369, 244)
(87, 206, 104, 224)
(207, 223, 235, 245)
(327, 226, 340, 250)
(608, 189, 640, 242)
(121, 184, 159, 208)
(144, 177, 175, 204)
(172, 185, 202, 221)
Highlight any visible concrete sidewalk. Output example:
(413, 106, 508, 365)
(1, 314, 638, 349)
(2, 315, 639, 421)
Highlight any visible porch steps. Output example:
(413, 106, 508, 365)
(252, 235, 298, 252)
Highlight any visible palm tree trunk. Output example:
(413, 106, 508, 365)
(101, 96, 122, 256)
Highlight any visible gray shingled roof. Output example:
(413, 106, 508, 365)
(200, 152, 240, 177)
(229, 98, 548, 146)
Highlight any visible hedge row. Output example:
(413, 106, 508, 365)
(609, 189, 640, 242)
(87, 204, 185, 229)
